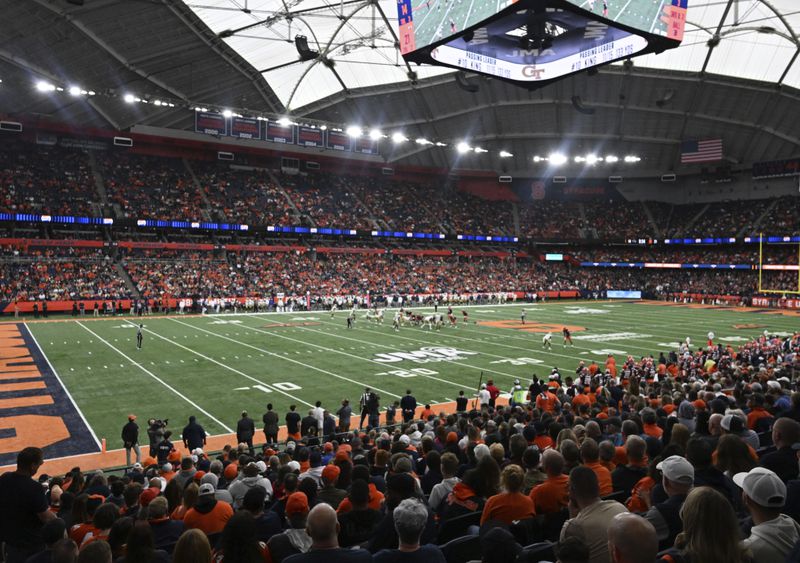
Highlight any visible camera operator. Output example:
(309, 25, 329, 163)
(147, 418, 168, 458)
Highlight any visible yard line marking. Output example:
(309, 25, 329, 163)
(25, 324, 102, 449)
(237, 317, 492, 388)
(77, 322, 234, 433)
(122, 321, 314, 409)
(168, 318, 400, 399)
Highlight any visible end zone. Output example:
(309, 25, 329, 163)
(0, 323, 100, 466)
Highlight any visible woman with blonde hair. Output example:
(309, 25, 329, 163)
(171, 483, 199, 520)
(658, 486, 751, 563)
(556, 428, 578, 449)
(480, 464, 535, 525)
(173, 529, 212, 563)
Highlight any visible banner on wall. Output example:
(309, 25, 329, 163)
(326, 130, 351, 151)
(512, 178, 622, 202)
(195, 111, 227, 136)
(297, 126, 325, 148)
(354, 137, 379, 155)
(265, 121, 295, 144)
(229, 116, 260, 139)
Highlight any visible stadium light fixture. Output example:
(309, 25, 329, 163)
(391, 132, 407, 144)
(435, 142, 447, 147)
(456, 142, 471, 154)
(277, 117, 292, 126)
(606, 155, 619, 163)
(586, 154, 599, 165)
(369, 128, 382, 141)
(68, 86, 82, 96)
(319, 124, 328, 131)
(533, 155, 542, 163)
(153, 100, 163, 106)
(124, 94, 136, 103)
(574, 156, 585, 163)
(499, 150, 513, 158)
(87, 90, 96, 96)
(549, 153, 567, 165)
(346, 125, 362, 137)
(624, 155, 641, 162)
(35, 80, 56, 92)
(222, 109, 233, 118)
(474, 147, 488, 153)
(415, 137, 432, 145)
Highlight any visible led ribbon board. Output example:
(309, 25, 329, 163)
(398, 0, 687, 87)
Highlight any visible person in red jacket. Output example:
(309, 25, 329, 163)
(183, 483, 233, 536)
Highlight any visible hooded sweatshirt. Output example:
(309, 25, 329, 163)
(743, 514, 800, 563)
(183, 495, 233, 535)
(228, 475, 273, 508)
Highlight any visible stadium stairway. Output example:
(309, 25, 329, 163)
(739, 197, 780, 238)
(511, 203, 521, 238)
(86, 150, 111, 209)
(267, 170, 305, 222)
(182, 158, 215, 217)
(115, 261, 139, 296)
(681, 203, 710, 235)
(350, 190, 383, 230)
(641, 201, 661, 238)
(0, 397, 510, 476)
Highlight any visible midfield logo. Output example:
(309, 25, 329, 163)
(373, 347, 478, 364)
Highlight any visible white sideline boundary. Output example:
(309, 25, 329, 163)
(24, 323, 103, 449)
(77, 322, 234, 433)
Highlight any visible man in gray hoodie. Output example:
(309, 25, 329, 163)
(228, 461, 273, 508)
(734, 467, 800, 563)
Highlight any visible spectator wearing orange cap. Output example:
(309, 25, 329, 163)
(266, 492, 312, 563)
(317, 465, 347, 509)
(182, 482, 233, 536)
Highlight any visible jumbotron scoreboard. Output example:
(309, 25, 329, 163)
(398, 0, 687, 87)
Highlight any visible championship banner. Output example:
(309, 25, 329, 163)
(195, 111, 227, 136)
(326, 130, 351, 151)
(265, 121, 295, 144)
(230, 116, 260, 140)
(297, 126, 325, 148)
(354, 137, 379, 155)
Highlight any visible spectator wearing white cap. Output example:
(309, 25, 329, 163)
(477, 384, 490, 408)
(644, 455, 694, 551)
(735, 467, 800, 563)
(721, 413, 760, 450)
(228, 462, 273, 509)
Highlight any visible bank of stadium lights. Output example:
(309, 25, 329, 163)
(456, 142, 471, 154)
(369, 129, 382, 141)
(606, 155, 619, 163)
(624, 155, 641, 162)
(346, 125, 362, 138)
(548, 153, 568, 165)
(499, 151, 513, 158)
(391, 132, 408, 144)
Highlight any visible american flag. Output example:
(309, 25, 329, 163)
(680, 139, 723, 163)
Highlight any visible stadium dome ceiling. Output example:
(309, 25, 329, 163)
(0, 0, 799, 173)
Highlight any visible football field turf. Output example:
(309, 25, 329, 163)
(7, 300, 800, 464)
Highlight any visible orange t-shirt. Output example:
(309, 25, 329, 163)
(183, 500, 234, 535)
(529, 474, 569, 514)
(585, 461, 613, 496)
(536, 392, 558, 413)
(534, 435, 555, 451)
(337, 483, 384, 513)
(627, 476, 655, 513)
(480, 492, 536, 525)
(572, 394, 591, 410)
(643, 423, 663, 439)
(747, 408, 771, 430)
(69, 523, 97, 545)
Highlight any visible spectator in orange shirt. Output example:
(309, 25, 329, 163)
(529, 450, 569, 515)
(746, 393, 773, 430)
(532, 421, 555, 451)
(182, 483, 233, 536)
(535, 389, 560, 414)
(642, 408, 663, 439)
(572, 387, 591, 412)
(481, 465, 536, 525)
(613, 420, 641, 466)
(580, 439, 613, 497)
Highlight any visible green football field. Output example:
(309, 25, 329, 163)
(22, 301, 800, 451)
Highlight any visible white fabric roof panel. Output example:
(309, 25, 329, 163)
(186, 0, 800, 110)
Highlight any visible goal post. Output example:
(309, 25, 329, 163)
(758, 233, 800, 295)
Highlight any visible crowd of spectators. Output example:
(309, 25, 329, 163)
(282, 174, 375, 230)
(195, 164, 297, 226)
(98, 153, 205, 221)
(518, 201, 586, 239)
(4, 331, 800, 563)
(0, 140, 97, 217)
(568, 246, 799, 264)
(582, 200, 647, 239)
